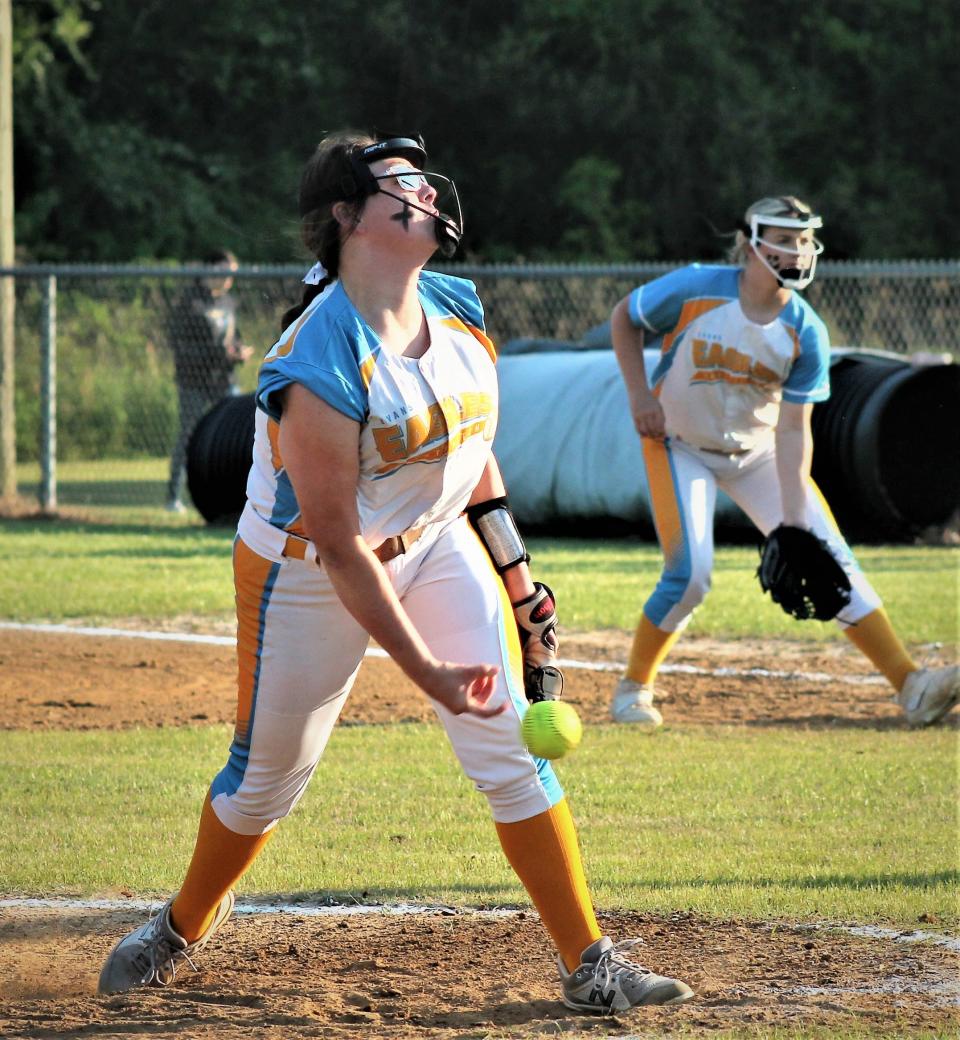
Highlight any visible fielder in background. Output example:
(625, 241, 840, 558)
(164, 248, 254, 513)
(99, 130, 693, 1013)
(608, 195, 959, 730)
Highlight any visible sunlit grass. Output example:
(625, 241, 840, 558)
(1, 723, 955, 928)
(2, 497, 956, 644)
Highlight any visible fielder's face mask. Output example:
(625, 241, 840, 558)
(343, 135, 463, 258)
(744, 210, 824, 290)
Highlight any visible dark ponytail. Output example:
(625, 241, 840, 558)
(280, 130, 374, 331)
(281, 282, 327, 331)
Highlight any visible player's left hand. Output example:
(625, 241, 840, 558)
(512, 582, 564, 702)
(757, 524, 852, 621)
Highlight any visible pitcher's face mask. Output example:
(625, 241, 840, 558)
(346, 135, 463, 258)
(743, 211, 824, 290)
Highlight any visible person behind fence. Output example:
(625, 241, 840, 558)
(98, 130, 694, 1013)
(165, 248, 254, 512)
(607, 195, 960, 731)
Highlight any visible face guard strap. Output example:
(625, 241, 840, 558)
(743, 211, 825, 290)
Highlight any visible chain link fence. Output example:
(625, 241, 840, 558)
(2, 260, 957, 516)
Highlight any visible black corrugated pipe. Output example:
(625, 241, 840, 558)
(185, 353, 959, 541)
(810, 352, 960, 541)
(186, 394, 256, 527)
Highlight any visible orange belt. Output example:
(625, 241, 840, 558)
(281, 526, 427, 565)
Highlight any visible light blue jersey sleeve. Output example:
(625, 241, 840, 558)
(781, 297, 831, 404)
(256, 286, 372, 423)
(628, 264, 738, 333)
(419, 270, 487, 331)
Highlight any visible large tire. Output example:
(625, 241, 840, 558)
(811, 353, 960, 539)
(186, 393, 256, 526)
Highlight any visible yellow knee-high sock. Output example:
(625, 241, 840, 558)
(495, 799, 600, 973)
(842, 608, 917, 692)
(170, 795, 275, 942)
(626, 613, 682, 685)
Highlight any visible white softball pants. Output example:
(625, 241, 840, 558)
(209, 514, 562, 836)
(642, 436, 883, 633)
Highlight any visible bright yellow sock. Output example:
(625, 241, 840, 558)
(842, 608, 917, 692)
(626, 613, 682, 685)
(170, 795, 275, 942)
(495, 799, 600, 973)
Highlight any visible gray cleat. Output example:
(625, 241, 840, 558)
(896, 665, 960, 726)
(98, 890, 234, 994)
(558, 936, 694, 1013)
(610, 678, 663, 729)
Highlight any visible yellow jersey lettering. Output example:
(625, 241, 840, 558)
(705, 341, 724, 368)
(751, 359, 779, 384)
(404, 410, 432, 454)
(723, 346, 748, 373)
(689, 339, 782, 389)
(372, 424, 407, 463)
(373, 394, 495, 469)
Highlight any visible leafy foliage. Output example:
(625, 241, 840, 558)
(11, 0, 960, 262)
(13, 281, 177, 461)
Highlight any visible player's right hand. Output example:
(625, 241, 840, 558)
(512, 582, 563, 703)
(629, 390, 666, 441)
(419, 661, 505, 717)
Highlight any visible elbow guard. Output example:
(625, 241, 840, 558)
(465, 497, 530, 574)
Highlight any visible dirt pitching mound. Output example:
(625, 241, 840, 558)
(1, 904, 957, 1039)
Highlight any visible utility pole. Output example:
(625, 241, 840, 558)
(0, 0, 15, 499)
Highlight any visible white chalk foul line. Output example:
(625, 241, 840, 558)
(0, 898, 955, 950)
(0, 897, 512, 918)
(0, 621, 237, 647)
(0, 621, 887, 687)
(3, 899, 956, 1005)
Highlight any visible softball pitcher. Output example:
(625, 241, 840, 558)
(98, 131, 693, 1013)
(610, 196, 959, 730)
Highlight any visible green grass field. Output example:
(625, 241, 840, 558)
(5, 458, 959, 643)
(2, 724, 956, 928)
(2, 471, 958, 937)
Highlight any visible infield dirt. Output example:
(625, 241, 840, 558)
(5, 625, 955, 732)
(1, 626, 957, 1039)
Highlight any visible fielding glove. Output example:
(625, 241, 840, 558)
(512, 582, 564, 702)
(757, 524, 853, 622)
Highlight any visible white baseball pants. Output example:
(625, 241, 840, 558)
(209, 514, 562, 835)
(642, 436, 883, 633)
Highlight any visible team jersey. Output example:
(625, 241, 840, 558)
(629, 264, 831, 452)
(248, 271, 498, 549)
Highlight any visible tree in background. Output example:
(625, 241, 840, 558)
(12, 0, 959, 262)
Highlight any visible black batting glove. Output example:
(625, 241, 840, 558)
(512, 581, 564, 703)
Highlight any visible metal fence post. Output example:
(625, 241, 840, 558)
(40, 274, 57, 512)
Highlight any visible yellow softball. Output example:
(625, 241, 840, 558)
(521, 700, 583, 760)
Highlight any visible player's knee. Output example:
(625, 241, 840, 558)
(210, 760, 315, 830)
(685, 573, 711, 609)
(655, 568, 711, 613)
(210, 796, 284, 836)
(474, 764, 560, 822)
(211, 786, 305, 832)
